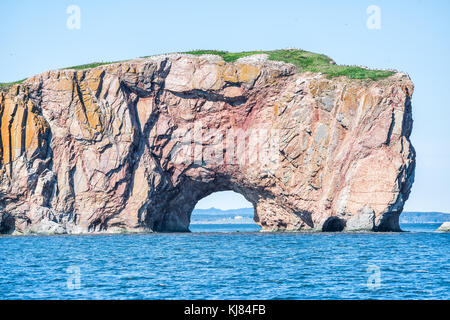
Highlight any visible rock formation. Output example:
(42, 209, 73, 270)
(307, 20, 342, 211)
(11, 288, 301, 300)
(437, 222, 450, 232)
(0, 52, 415, 234)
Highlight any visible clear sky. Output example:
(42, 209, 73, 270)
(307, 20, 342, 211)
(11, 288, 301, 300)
(1, 0, 449, 212)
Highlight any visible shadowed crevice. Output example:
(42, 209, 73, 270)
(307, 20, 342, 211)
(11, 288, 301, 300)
(322, 216, 346, 232)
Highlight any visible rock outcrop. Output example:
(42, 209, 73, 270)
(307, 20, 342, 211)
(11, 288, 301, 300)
(437, 222, 450, 232)
(0, 52, 415, 234)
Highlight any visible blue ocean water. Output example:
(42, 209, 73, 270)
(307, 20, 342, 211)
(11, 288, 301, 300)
(0, 223, 448, 300)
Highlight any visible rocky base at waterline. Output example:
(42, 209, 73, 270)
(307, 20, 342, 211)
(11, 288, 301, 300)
(0, 50, 415, 235)
(437, 222, 450, 232)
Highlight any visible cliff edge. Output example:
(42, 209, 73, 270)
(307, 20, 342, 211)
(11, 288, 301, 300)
(0, 50, 415, 234)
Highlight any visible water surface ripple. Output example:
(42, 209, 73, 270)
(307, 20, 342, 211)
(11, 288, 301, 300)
(0, 223, 448, 299)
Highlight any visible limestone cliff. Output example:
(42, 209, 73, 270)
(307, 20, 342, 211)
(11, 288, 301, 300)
(0, 52, 415, 234)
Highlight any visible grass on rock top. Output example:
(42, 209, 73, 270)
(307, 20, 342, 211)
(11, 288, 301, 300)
(62, 62, 113, 70)
(59, 49, 396, 81)
(0, 49, 395, 91)
(0, 63, 114, 91)
(0, 79, 26, 92)
(184, 49, 395, 81)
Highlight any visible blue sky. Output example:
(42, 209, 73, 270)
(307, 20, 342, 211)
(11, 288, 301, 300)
(1, 0, 449, 212)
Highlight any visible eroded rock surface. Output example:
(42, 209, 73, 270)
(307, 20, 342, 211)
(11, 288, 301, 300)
(0, 53, 415, 234)
(437, 222, 450, 232)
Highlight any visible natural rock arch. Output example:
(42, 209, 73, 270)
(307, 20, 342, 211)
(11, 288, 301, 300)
(151, 186, 258, 232)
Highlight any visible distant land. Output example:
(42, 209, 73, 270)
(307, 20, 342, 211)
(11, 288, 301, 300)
(191, 208, 450, 225)
(191, 208, 254, 224)
(399, 212, 450, 223)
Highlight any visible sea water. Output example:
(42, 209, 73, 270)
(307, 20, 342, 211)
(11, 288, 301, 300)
(0, 223, 448, 299)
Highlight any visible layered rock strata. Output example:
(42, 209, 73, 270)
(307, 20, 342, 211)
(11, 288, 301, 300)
(0, 53, 415, 234)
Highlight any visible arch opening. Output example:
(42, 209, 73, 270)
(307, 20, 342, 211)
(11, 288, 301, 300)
(190, 191, 260, 232)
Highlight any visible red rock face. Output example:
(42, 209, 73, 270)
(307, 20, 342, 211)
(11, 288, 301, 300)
(0, 54, 415, 234)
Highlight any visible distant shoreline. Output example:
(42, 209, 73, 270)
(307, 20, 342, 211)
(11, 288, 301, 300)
(191, 208, 450, 225)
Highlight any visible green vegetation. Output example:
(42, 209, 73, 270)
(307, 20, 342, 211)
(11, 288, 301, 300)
(0, 79, 27, 92)
(63, 61, 115, 70)
(1, 49, 395, 89)
(185, 49, 395, 81)
(1, 61, 119, 91)
(183, 50, 265, 63)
